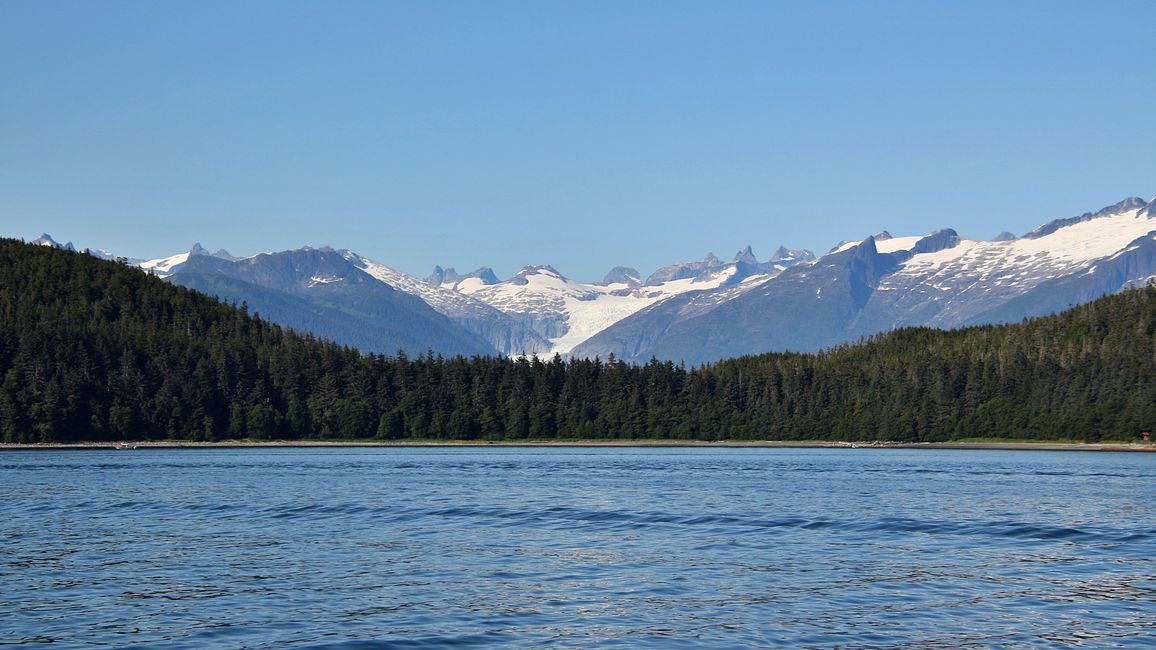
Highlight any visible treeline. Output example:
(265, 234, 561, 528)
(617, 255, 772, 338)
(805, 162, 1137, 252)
(2, 238, 1153, 443)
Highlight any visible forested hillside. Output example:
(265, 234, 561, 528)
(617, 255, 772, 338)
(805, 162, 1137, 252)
(2, 239, 1153, 443)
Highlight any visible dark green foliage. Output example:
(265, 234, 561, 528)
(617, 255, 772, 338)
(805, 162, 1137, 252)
(2, 238, 1154, 443)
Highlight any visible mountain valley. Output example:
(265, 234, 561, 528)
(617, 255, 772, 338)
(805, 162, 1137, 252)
(29, 194, 1156, 362)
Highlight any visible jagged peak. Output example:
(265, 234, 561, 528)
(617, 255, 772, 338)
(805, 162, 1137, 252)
(428, 265, 498, 286)
(873, 230, 893, 241)
(770, 246, 815, 262)
(514, 264, 564, 279)
(506, 264, 565, 286)
(733, 246, 758, 265)
(643, 251, 727, 285)
(468, 267, 500, 285)
(855, 235, 879, 256)
(213, 248, 237, 261)
(425, 265, 447, 285)
(992, 231, 1018, 242)
(32, 233, 75, 251)
(292, 245, 337, 255)
(189, 242, 210, 256)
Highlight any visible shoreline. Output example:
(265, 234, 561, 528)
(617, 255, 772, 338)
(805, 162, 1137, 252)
(1, 439, 1153, 452)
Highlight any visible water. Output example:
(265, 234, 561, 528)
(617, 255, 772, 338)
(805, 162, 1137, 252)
(2, 447, 1154, 648)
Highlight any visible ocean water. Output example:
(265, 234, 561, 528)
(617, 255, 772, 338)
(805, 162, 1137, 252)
(1, 447, 1154, 648)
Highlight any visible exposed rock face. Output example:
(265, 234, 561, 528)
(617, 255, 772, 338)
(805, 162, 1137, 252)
(600, 266, 642, 287)
(47, 194, 1156, 363)
(573, 197, 1156, 364)
(167, 248, 501, 357)
(426, 266, 499, 287)
(733, 246, 758, 265)
(645, 253, 723, 285)
(32, 234, 75, 251)
(1023, 197, 1147, 239)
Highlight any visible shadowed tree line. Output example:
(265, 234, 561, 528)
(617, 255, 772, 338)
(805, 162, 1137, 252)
(2, 238, 1153, 443)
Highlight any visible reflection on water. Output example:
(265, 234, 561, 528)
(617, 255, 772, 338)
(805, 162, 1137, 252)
(1, 448, 1154, 648)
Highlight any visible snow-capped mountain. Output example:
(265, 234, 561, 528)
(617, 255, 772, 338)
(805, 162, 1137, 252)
(29, 192, 1156, 364)
(637, 246, 815, 285)
(849, 197, 1156, 330)
(138, 242, 236, 276)
(573, 196, 1156, 364)
(599, 267, 643, 287)
(164, 246, 499, 357)
(426, 266, 500, 289)
(343, 252, 549, 355)
(32, 233, 75, 251)
(126, 242, 545, 356)
(32, 233, 126, 262)
(130, 240, 813, 357)
(447, 247, 814, 355)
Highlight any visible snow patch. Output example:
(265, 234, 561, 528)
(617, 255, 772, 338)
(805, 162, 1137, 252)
(307, 275, 343, 287)
(139, 252, 190, 277)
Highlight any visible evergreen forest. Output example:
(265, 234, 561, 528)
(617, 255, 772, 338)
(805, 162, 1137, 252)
(2, 238, 1153, 444)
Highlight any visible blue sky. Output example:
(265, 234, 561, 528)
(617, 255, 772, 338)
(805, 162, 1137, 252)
(3, 1, 1155, 281)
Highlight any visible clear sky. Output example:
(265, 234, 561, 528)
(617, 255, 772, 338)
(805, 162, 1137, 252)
(3, 1, 1155, 282)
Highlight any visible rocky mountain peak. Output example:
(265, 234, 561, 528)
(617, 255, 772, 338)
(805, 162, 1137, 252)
(910, 229, 960, 255)
(427, 265, 499, 286)
(644, 252, 725, 285)
(507, 264, 564, 286)
(601, 266, 642, 287)
(469, 267, 500, 285)
(770, 247, 816, 263)
(426, 265, 449, 285)
(1098, 196, 1147, 217)
(733, 246, 758, 265)
(32, 233, 75, 251)
(514, 264, 564, 279)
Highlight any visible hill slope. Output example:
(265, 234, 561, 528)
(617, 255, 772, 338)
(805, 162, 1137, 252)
(167, 247, 498, 357)
(2, 238, 1153, 443)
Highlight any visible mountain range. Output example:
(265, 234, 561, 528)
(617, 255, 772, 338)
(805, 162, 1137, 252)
(30, 194, 1156, 362)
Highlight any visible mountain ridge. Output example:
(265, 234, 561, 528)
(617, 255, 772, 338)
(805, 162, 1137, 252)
(27, 191, 1156, 363)
(573, 195, 1156, 363)
(4, 235, 1155, 444)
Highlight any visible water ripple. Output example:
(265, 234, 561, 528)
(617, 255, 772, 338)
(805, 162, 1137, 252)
(2, 447, 1154, 648)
